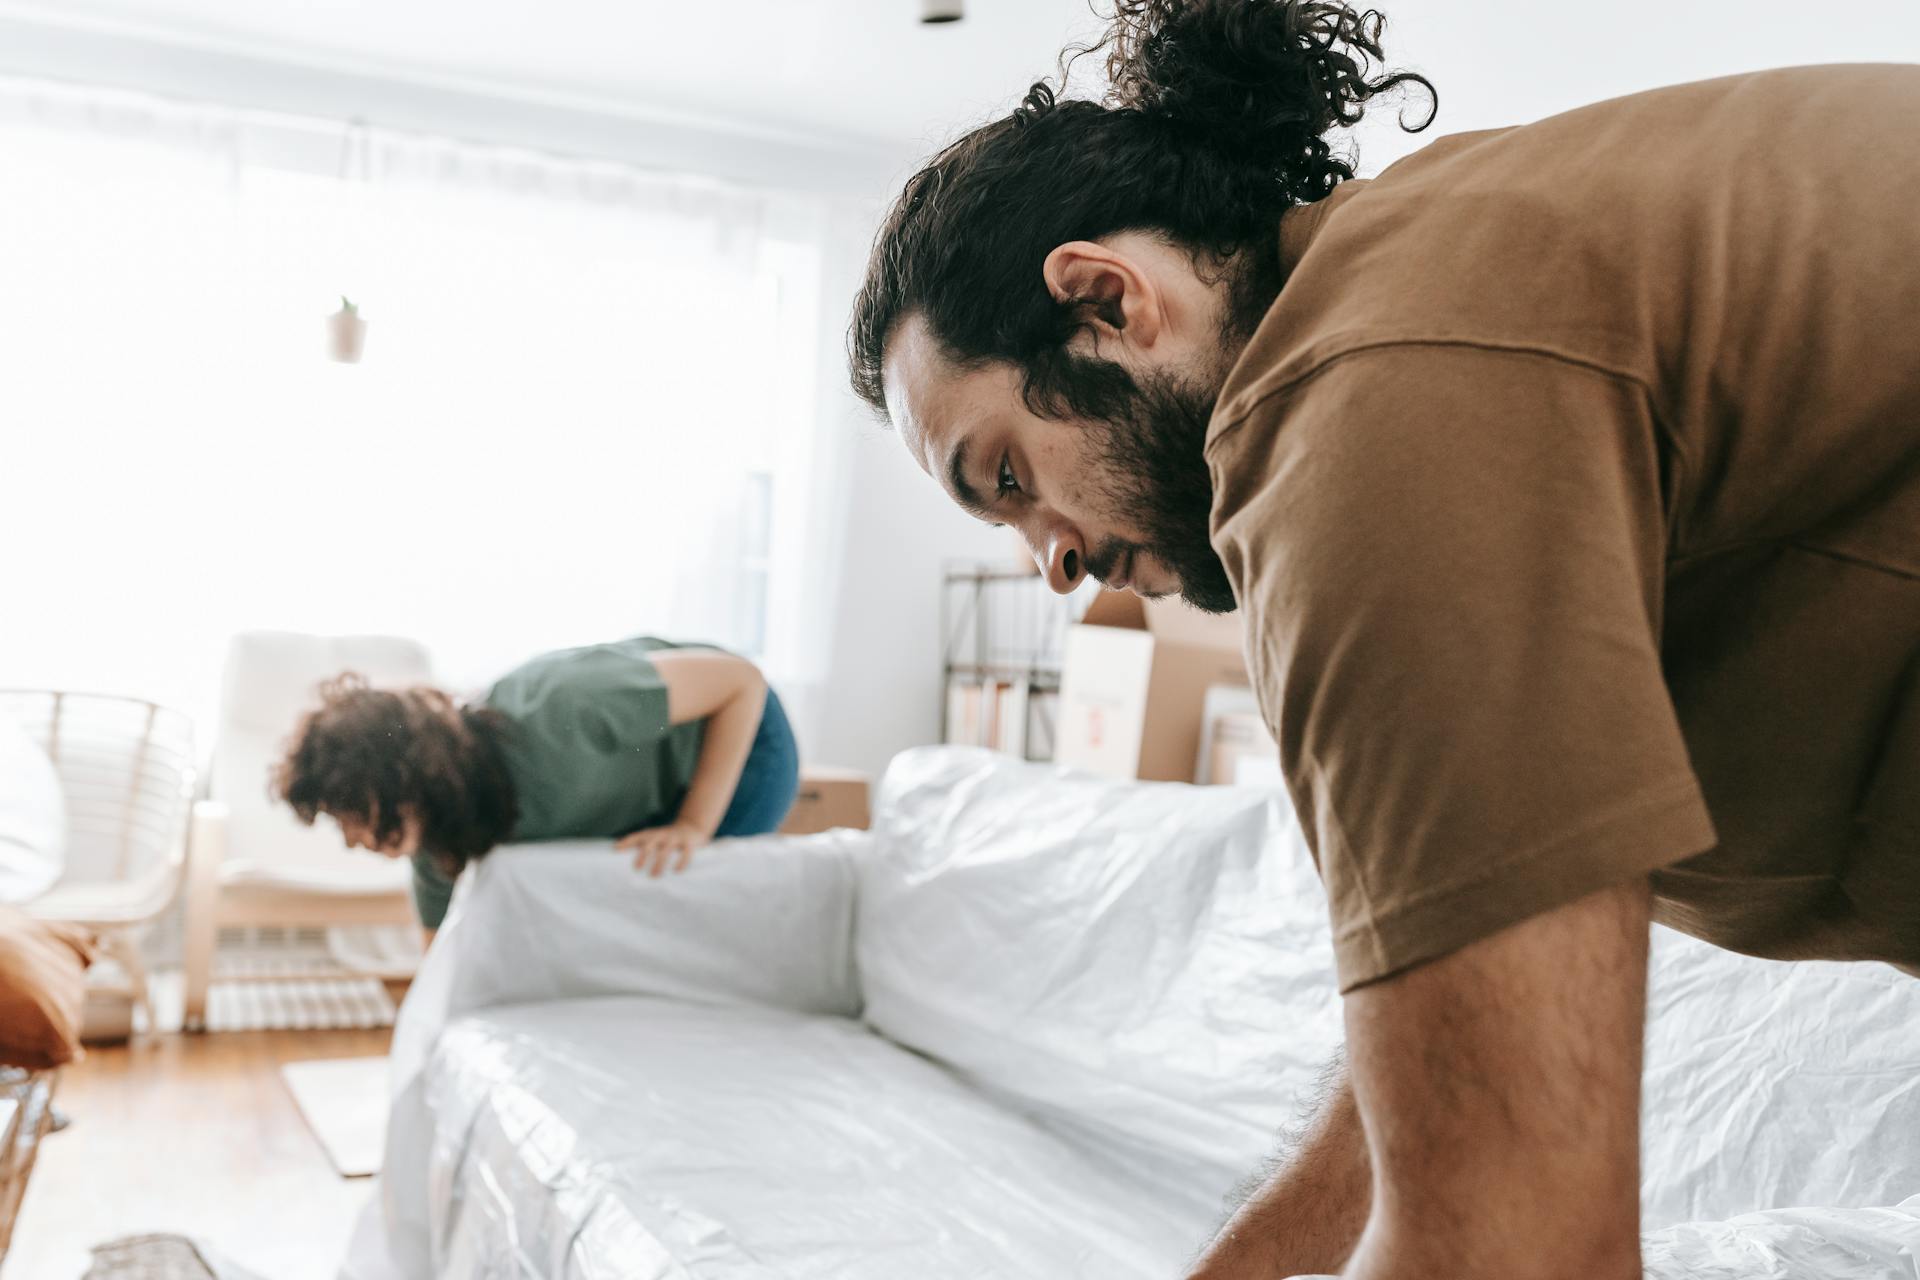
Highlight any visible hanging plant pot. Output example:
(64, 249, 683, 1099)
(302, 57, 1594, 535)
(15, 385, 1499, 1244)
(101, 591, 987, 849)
(328, 296, 367, 363)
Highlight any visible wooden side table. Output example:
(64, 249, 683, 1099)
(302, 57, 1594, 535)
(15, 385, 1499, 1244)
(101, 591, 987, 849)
(0, 1067, 58, 1260)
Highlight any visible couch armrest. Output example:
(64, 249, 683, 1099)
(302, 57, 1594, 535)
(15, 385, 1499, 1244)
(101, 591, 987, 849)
(446, 830, 865, 1019)
(361, 828, 869, 1280)
(389, 828, 866, 1091)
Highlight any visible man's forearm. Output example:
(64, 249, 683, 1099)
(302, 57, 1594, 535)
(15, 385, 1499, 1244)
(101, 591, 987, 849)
(1189, 1053, 1371, 1279)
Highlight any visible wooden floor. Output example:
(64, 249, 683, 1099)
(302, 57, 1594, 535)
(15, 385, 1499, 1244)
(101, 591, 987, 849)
(5, 1026, 392, 1280)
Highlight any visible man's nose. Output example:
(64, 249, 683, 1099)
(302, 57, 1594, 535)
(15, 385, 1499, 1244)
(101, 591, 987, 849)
(1031, 526, 1086, 596)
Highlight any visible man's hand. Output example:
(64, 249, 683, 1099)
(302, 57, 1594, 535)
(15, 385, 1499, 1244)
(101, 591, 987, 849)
(616, 820, 711, 876)
(1338, 880, 1651, 1280)
(1187, 1054, 1370, 1279)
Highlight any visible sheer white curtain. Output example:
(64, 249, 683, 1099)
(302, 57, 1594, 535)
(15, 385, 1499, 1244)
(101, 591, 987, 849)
(0, 77, 834, 735)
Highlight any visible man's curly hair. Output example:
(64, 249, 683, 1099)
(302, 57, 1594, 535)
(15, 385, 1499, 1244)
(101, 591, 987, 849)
(848, 0, 1435, 421)
(274, 673, 518, 873)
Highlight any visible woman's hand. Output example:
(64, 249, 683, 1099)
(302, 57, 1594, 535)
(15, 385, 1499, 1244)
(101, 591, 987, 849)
(616, 820, 711, 877)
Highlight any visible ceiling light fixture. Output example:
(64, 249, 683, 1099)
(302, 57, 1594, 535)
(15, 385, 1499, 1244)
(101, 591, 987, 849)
(920, 0, 963, 23)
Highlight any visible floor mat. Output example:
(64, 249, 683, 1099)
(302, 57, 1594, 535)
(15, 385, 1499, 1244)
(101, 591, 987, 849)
(279, 1056, 389, 1178)
(147, 965, 397, 1034)
(82, 1234, 264, 1280)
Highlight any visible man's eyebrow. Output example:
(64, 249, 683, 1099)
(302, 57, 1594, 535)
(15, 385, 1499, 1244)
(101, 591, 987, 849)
(945, 438, 993, 520)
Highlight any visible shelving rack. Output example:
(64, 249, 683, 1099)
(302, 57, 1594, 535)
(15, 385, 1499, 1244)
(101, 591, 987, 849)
(938, 564, 1081, 761)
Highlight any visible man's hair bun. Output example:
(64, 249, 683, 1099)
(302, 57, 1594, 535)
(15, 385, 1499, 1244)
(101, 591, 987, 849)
(1090, 0, 1435, 201)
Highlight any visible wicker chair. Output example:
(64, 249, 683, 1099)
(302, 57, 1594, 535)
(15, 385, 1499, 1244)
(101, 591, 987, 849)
(0, 691, 196, 1030)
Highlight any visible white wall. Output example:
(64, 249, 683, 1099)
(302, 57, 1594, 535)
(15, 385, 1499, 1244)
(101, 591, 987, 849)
(783, 195, 1014, 779)
(1347, 0, 1920, 175)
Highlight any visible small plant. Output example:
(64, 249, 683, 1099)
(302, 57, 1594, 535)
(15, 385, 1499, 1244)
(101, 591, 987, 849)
(328, 294, 368, 363)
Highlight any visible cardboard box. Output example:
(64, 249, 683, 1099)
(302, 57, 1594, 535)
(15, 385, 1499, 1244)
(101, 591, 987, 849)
(779, 766, 872, 835)
(1193, 683, 1277, 783)
(1206, 709, 1282, 789)
(1056, 593, 1250, 783)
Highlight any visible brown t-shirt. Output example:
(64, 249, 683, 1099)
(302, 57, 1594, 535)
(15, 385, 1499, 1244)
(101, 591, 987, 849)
(1208, 65, 1920, 991)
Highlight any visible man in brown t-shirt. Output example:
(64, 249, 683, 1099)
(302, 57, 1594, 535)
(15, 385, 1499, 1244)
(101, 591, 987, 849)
(849, 2, 1917, 1276)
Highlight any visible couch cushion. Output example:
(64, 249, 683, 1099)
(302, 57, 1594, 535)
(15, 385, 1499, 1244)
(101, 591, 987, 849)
(0, 905, 94, 1069)
(422, 997, 1202, 1279)
(857, 746, 1341, 1192)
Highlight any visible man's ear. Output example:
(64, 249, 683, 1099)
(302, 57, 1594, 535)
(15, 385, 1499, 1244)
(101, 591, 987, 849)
(1041, 240, 1164, 352)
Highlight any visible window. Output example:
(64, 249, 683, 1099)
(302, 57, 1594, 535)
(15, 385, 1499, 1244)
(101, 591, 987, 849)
(0, 79, 826, 725)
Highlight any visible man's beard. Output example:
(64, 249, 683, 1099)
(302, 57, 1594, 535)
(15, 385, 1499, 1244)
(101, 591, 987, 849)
(1052, 247, 1279, 615)
(1077, 365, 1240, 615)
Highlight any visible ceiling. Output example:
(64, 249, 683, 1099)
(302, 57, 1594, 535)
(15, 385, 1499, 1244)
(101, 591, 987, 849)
(0, 0, 1111, 152)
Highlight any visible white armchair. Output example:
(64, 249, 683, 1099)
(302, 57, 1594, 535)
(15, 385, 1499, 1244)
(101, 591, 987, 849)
(0, 690, 196, 1031)
(181, 632, 432, 1031)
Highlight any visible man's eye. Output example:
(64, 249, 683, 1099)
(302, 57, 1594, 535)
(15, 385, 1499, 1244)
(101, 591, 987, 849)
(996, 455, 1020, 497)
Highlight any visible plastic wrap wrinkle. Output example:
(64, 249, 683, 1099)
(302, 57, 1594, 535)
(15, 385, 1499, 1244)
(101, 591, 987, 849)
(1642, 1195, 1920, 1279)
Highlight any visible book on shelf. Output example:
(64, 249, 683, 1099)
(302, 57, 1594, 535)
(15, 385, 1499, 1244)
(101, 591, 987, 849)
(944, 676, 1039, 759)
(945, 680, 977, 747)
(997, 679, 1029, 759)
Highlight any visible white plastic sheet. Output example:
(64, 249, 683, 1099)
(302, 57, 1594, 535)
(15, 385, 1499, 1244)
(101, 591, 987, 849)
(1643, 1195, 1920, 1278)
(1643, 932, 1920, 1224)
(423, 998, 1198, 1278)
(860, 747, 1920, 1231)
(347, 746, 1920, 1280)
(857, 746, 1340, 1218)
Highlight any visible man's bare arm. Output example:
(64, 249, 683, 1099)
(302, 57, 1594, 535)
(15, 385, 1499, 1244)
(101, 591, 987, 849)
(1189, 880, 1650, 1279)
(1187, 1055, 1370, 1279)
(1340, 880, 1650, 1280)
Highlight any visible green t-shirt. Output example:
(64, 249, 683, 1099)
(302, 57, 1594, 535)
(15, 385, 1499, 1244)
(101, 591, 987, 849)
(411, 636, 709, 928)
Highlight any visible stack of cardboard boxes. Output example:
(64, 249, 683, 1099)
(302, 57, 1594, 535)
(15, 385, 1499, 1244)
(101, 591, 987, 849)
(1054, 593, 1279, 786)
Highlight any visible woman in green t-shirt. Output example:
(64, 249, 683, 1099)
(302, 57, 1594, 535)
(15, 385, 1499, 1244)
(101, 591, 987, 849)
(272, 637, 800, 933)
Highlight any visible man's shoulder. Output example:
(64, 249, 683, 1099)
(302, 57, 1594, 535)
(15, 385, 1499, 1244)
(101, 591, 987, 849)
(1216, 64, 1905, 432)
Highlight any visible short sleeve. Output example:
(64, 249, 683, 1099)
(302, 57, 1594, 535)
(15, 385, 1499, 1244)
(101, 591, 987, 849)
(1208, 344, 1717, 991)
(410, 852, 455, 931)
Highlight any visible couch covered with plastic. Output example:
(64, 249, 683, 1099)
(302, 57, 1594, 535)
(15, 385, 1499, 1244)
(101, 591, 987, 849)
(346, 746, 1920, 1280)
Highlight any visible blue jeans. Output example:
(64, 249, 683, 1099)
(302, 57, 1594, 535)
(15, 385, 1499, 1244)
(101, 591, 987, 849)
(712, 688, 800, 838)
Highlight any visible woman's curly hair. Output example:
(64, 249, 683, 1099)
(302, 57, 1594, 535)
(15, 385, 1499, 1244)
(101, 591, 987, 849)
(848, 0, 1435, 420)
(274, 673, 518, 873)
